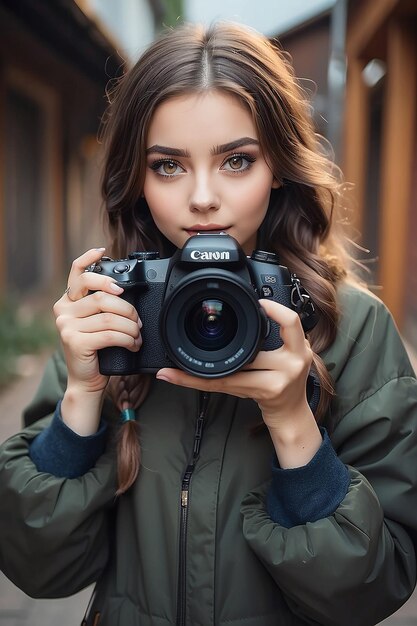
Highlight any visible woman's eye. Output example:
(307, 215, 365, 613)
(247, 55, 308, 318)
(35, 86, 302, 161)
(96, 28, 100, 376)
(150, 160, 184, 177)
(222, 154, 256, 172)
(229, 156, 244, 170)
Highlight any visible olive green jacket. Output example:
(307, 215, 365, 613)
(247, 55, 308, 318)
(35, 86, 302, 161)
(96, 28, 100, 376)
(0, 284, 417, 626)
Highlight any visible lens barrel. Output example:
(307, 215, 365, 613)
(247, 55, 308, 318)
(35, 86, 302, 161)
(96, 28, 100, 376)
(160, 269, 266, 377)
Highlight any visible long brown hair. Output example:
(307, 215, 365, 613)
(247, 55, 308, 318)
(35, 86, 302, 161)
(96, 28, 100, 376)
(101, 22, 354, 494)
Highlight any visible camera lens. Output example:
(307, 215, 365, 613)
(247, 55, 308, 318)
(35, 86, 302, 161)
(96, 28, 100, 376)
(160, 268, 269, 377)
(185, 299, 237, 351)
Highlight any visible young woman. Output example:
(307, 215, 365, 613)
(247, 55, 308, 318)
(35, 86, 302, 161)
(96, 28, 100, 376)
(0, 22, 416, 626)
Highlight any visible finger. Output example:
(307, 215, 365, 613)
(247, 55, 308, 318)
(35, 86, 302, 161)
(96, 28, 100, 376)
(59, 313, 141, 339)
(76, 271, 125, 297)
(67, 248, 107, 296)
(63, 278, 123, 304)
(242, 349, 287, 371)
(156, 367, 252, 398)
(259, 299, 306, 353)
(58, 291, 140, 324)
(244, 336, 312, 369)
(67, 330, 141, 353)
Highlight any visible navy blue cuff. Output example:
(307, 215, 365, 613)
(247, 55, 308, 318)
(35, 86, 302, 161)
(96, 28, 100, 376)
(29, 401, 108, 478)
(267, 427, 350, 528)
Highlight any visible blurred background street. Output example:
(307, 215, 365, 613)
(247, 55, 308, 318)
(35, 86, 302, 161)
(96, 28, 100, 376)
(0, 0, 416, 623)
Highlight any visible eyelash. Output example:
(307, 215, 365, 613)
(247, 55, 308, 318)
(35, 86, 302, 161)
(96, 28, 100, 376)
(149, 159, 184, 178)
(148, 152, 257, 178)
(222, 153, 256, 173)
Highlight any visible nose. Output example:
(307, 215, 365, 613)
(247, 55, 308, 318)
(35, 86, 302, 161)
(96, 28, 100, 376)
(189, 172, 220, 213)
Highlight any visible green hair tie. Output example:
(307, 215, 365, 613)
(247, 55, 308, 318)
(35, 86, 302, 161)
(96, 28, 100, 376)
(120, 408, 136, 423)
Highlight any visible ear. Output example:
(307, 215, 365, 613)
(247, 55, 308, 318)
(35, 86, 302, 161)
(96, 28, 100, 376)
(271, 178, 282, 189)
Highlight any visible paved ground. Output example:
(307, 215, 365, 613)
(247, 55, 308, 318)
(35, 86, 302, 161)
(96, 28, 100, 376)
(0, 349, 416, 625)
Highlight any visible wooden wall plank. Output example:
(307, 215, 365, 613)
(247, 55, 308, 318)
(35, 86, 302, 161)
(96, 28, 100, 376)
(378, 20, 417, 322)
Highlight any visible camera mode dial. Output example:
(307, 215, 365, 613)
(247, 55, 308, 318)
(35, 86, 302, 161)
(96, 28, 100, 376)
(128, 252, 160, 260)
(250, 250, 280, 264)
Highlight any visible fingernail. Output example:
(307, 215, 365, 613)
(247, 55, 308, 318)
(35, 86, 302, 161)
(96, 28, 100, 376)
(95, 247, 106, 251)
(156, 373, 171, 383)
(110, 282, 124, 293)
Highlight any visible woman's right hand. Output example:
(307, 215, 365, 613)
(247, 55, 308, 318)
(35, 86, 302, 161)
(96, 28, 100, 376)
(53, 248, 142, 434)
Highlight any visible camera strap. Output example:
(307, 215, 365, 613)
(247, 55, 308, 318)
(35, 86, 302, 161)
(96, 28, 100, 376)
(290, 275, 319, 332)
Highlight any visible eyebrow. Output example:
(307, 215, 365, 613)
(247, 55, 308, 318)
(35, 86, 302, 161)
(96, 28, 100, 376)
(146, 145, 190, 157)
(146, 137, 259, 158)
(212, 137, 259, 155)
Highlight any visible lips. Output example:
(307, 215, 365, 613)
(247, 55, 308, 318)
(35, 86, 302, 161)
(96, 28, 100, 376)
(185, 224, 230, 236)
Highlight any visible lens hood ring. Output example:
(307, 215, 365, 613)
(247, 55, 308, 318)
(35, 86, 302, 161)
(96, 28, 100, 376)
(159, 269, 266, 377)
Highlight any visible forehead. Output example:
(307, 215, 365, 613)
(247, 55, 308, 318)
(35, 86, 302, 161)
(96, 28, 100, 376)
(146, 91, 258, 146)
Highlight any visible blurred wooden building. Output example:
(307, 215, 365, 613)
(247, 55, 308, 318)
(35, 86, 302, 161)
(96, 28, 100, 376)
(0, 0, 167, 299)
(277, 0, 417, 351)
(0, 0, 117, 297)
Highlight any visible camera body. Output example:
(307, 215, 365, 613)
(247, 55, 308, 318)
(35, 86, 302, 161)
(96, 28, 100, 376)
(90, 233, 317, 378)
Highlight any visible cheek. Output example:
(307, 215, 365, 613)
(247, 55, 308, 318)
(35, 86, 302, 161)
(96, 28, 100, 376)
(236, 176, 273, 215)
(143, 180, 174, 217)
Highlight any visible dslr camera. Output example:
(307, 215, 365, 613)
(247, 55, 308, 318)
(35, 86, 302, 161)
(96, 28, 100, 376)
(90, 233, 317, 378)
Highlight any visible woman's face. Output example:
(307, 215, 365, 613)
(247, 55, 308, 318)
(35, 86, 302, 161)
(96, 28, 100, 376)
(143, 91, 279, 255)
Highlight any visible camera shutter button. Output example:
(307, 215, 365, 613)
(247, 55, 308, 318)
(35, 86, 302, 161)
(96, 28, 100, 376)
(113, 263, 130, 274)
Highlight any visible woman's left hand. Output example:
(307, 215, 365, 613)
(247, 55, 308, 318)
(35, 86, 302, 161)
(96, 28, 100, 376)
(157, 299, 322, 468)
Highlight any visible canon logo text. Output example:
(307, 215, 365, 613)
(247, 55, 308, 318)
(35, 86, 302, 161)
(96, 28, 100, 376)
(190, 250, 230, 261)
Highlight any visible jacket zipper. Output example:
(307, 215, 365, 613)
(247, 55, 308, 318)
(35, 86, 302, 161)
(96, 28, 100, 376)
(176, 391, 209, 626)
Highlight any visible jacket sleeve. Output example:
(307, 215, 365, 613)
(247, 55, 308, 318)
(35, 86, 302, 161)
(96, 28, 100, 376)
(0, 350, 118, 598)
(241, 286, 417, 626)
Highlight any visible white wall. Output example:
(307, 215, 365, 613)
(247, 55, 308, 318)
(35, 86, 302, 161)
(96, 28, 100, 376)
(87, 0, 156, 61)
(184, 0, 335, 35)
